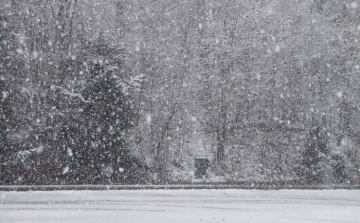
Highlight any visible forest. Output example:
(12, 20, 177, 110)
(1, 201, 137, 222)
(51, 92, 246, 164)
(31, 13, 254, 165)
(1, 0, 360, 185)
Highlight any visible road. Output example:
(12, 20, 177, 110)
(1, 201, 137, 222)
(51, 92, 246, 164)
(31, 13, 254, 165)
(1, 189, 359, 223)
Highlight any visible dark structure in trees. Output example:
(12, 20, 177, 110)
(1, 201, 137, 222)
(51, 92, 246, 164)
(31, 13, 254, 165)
(195, 158, 209, 179)
(297, 123, 329, 183)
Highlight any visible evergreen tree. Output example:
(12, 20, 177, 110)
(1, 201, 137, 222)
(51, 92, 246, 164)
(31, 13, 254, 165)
(63, 36, 144, 184)
(0, 10, 14, 184)
(0, 75, 11, 183)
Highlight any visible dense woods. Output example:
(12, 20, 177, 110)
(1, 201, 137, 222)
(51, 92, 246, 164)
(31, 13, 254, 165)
(1, 0, 360, 185)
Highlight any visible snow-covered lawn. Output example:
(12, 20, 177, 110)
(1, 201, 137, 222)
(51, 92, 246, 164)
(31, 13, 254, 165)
(1, 189, 359, 223)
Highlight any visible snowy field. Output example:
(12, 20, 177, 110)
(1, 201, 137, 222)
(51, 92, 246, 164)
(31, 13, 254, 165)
(1, 189, 359, 223)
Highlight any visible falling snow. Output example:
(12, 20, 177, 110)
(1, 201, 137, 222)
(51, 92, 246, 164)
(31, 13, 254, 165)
(0, 0, 359, 195)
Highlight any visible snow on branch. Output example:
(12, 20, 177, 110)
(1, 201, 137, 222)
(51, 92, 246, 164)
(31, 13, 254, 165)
(119, 73, 147, 95)
(12, 145, 45, 165)
(51, 85, 91, 103)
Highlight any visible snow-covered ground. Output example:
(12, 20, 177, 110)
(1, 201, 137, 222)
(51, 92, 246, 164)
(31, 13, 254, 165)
(1, 189, 359, 223)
